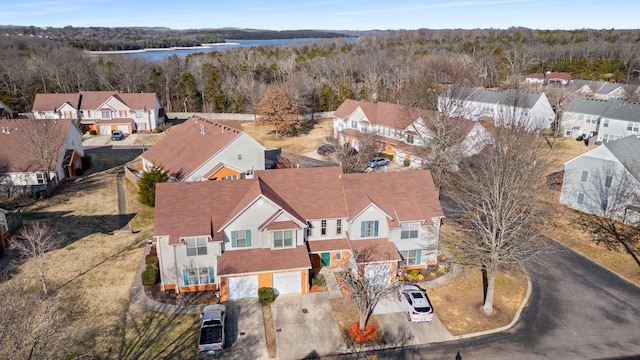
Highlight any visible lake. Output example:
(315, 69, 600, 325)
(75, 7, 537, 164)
(96, 38, 354, 61)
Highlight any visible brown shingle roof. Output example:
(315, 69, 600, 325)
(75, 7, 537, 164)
(31, 91, 158, 113)
(141, 116, 244, 179)
(31, 94, 80, 112)
(307, 238, 350, 253)
(0, 119, 73, 173)
(217, 245, 311, 275)
(349, 238, 402, 263)
(342, 170, 443, 226)
(335, 100, 435, 130)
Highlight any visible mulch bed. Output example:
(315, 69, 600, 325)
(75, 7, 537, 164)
(144, 284, 218, 306)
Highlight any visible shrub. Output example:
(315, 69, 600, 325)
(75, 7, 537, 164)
(146, 256, 159, 268)
(258, 287, 275, 304)
(416, 274, 424, 281)
(141, 267, 158, 286)
(138, 166, 170, 207)
(311, 274, 325, 288)
(403, 158, 411, 167)
(407, 269, 420, 277)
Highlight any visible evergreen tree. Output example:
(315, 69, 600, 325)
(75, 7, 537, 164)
(138, 166, 170, 207)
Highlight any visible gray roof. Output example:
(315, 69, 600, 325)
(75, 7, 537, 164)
(605, 135, 640, 180)
(601, 100, 640, 122)
(597, 83, 626, 96)
(445, 86, 544, 109)
(564, 97, 615, 116)
(569, 80, 605, 92)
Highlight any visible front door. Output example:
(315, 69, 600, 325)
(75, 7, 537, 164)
(320, 252, 331, 266)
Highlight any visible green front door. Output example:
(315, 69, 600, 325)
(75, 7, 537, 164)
(320, 252, 331, 266)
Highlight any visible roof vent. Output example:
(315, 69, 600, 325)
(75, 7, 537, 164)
(200, 124, 205, 135)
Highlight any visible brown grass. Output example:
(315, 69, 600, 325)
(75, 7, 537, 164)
(241, 118, 334, 153)
(329, 297, 385, 348)
(429, 267, 528, 336)
(262, 304, 277, 358)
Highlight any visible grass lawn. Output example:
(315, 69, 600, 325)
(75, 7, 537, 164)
(241, 118, 334, 153)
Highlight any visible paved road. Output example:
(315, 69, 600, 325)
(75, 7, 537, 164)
(331, 240, 640, 359)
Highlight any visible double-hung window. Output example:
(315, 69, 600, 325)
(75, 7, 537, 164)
(399, 250, 421, 266)
(273, 230, 293, 248)
(360, 220, 379, 238)
(184, 267, 214, 286)
(600, 199, 608, 211)
(576, 192, 585, 205)
(231, 230, 251, 248)
(101, 111, 111, 119)
(36, 173, 47, 184)
(603, 119, 609, 128)
(406, 134, 414, 144)
(580, 170, 589, 183)
(321, 220, 327, 236)
(186, 237, 207, 256)
(336, 219, 342, 235)
(401, 222, 419, 239)
(604, 175, 613, 188)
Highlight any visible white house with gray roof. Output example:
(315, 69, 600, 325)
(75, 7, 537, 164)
(438, 86, 555, 130)
(560, 135, 640, 224)
(570, 80, 630, 100)
(561, 97, 640, 143)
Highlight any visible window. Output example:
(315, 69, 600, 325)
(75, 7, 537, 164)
(86, 110, 91, 117)
(601, 199, 608, 211)
(423, 136, 433, 145)
(184, 267, 214, 286)
(36, 173, 47, 184)
(222, 175, 237, 180)
(406, 134, 414, 144)
(578, 114, 584, 121)
(401, 222, 419, 239)
(603, 119, 609, 128)
(135, 110, 143, 118)
(399, 250, 420, 266)
(231, 230, 251, 248)
(101, 111, 111, 119)
(186, 237, 207, 256)
(627, 122, 633, 131)
(306, 222, 312, 237)
(321, 220, 327, 235)
(577, 192, 585, 205)
(238, 154, 242, 160)
(273, 230, 293, 248)
(605, 175, 613, 188)
(360, 220, 379, 238)
(351, 120, 357, 129)
(336, 219, 342, 235)
(580, 170, 589, 183)
(335, 252, 341, 260)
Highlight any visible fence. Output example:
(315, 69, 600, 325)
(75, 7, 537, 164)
(165, 111, 335, 122)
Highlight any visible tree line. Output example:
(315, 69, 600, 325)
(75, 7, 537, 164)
(1, 27, 639, 116)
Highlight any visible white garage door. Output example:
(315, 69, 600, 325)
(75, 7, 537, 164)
(99, 126, 112, 135)
(117, 125, 129, 134)
(228, 276, 258, 300)
(364, 264, 391, 286)
(272, 272, 301, 295)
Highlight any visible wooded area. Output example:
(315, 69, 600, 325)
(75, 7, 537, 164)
(1, 27, 639, 116)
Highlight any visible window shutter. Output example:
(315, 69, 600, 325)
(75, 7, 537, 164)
(361, 222, 366, 237)
(246, 230, 252, 246)
(183, 269, 189, 286)
(231, 231, 237, 248)
(416, 249, 422, 265)
(374, 221, 379, 237)
(208, 267, 215, 283)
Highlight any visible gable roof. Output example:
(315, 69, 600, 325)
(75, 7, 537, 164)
(31, 91, 158, 113)
(604, 135, 640, 180)
(0, 119, 73, 172)
(600, 100, 640, 122)
(154, 167, 444, 245)
(596, 83, 626, 96)
(442, 86, 545, 109)
(32, 93, 80, 112)
(141, 116, 245, 179)
(335, 99, 435, 130)
(564, 97, 614, 115)
(341, 170, 443, 226)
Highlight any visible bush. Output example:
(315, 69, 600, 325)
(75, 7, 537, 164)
(258, 287, 275, 304)
(146, 256, 159, 268)
(89, 129, 97, 135)
(311, 274, 325, 288)
(403, 158, 411, 167)
(138, 166, 170, 207)
(407, 269, 420, 277)
(141, 267, 158, 286)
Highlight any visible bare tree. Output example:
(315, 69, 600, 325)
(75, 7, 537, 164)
(336, 244, 396, 332)
(10, 222, 62, 295)
(19, 118, 67, 186)
(541, 86, 576, 148)
(325, 131, 378, 174)
(446, 121, 551, 315)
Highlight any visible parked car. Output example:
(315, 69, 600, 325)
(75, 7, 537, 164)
(368, 157, 391, 168)
(398, 284, 433, 322)
(317, 144, 338, 155)
(198, 304, 226, 354)
(111, 130, 124, 141)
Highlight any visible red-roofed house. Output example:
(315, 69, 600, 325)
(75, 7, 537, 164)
(30, 91, 163, 134)
(334, 99, 490, 168)
(153, 167, 444, 301)
(140, 117, 265, 181)
(0, 119, 84, 195)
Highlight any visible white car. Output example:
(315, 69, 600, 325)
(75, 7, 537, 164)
(398, 284, 433, 322)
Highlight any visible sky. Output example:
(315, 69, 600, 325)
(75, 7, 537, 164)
(0, 0, 638, 31)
